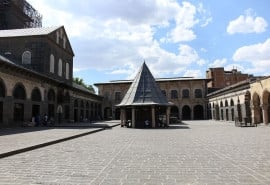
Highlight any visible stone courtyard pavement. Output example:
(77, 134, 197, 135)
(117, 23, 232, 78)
(0, 120, 270, 185)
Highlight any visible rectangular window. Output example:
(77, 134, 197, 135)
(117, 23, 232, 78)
(115, 92, 121, 102)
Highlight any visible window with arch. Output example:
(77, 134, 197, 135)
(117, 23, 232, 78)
(0, 80, 5, 97)
(195, 89, 202, 98)
(220, 101, 223, 107)
(161, 90, 166, 97)
(115, 92, 121, 101)
(65, 63, 69, 79)
(13, 84, 26, 100)
(50, 54, 55, 73)
(182, 89, 189, 98)
(171, 90, 178, 99)
(31, 88, 41, 102)
(58, 59, 62, 76)
(230, 99, 234, 106)
(63, 36, 66, 49)
(225, 100, 229, 107)
(22, 51, 31, 64)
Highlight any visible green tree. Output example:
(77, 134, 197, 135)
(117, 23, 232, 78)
(73, 77, 95, 94)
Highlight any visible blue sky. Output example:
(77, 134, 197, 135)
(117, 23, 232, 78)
(28, 0, 270, 87)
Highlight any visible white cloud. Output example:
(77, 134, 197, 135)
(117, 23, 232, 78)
(27, 0, 208, 78)
(209, 58, 227, 67)
(183, 70, 202, 78)
(197, 59, 206, 66)
(233, 38, 270, 74)
(227, 9, 268, 34)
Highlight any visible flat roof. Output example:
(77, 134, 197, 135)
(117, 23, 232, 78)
(0, 26, 62, 37)
(95, 77, 209, 86)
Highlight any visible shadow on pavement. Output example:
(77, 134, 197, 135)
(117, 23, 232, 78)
(0, 122, 116, 136)
(130, 124, 190, 129)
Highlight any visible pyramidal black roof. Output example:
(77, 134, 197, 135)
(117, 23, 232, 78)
(117, 62, 171, 106)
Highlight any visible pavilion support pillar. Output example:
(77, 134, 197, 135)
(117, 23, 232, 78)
(166, 106, 171, 126)
(132, 107, 135, 128)
(151, 106, 156, 128)
(120, 108, 126, 127)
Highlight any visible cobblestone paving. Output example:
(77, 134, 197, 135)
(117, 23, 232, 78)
(0, 120, 270, 185)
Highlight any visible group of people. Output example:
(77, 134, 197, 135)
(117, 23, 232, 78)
(35, 114, 55, 126)
(22, 114, 55, 127)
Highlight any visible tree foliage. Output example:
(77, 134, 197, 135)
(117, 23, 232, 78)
(73, 77, 95, 94)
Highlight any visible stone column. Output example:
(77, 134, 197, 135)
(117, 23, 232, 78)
(178, 105, 182, 123)
(261, 104, 268, 125)
(25, 99, 32, 123)
(166, 106, 171, 126)
(3, 96, 13, 126)
(250, 105, 256, 124)
(132, 108, 135, 128)
(151, 106, 156, 128)
(191, 105, 194, 120)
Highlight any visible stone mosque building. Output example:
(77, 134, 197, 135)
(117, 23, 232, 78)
(1, 0, 270, 128)
(0, 0, 102, 127)
(95, 68, 208, 123)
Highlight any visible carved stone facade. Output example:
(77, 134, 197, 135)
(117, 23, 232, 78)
(0, 26, 103, 127)
(208, 77, 270, 125)
(95, 78, 208, 121)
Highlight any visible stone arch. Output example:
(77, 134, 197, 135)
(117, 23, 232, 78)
(80, 99, 84, 121)
(262, 90, 270, 124)
(237, 98, 243, 122)
(0, 78, 6, 97)
(13, 83, 26, 100)
(47, 88, 55, 119)
(182, 105, 191, 120)
(245, 91, 252, 124)
(225, 100, 229, 120)
(74, 99, 79, 122)
(194, 105, 204, 120)
(13, 83, 26, 122)
(85, 101, 90, 120)
(207, 103, 212, 119)
(171, 106, 179, 118)
(104, 107, 112, 120)
(115, 108, 121, 120)
(215, 103, 220, 120)
(220, 101, 224, 120)
(252, 92, 262, 124)
(0, 79, 5, 123)
(63, 91, 70, 120)
(230, 99, 235, 121)
(31, 87, 41, 102)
